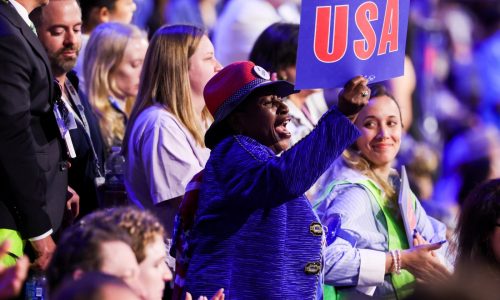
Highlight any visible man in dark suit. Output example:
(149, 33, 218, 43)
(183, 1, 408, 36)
(31, 0, 105, 219)
(0, 0, 68, 270)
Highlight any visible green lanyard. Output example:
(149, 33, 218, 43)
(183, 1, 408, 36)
(317, 179, 415, 300)
(362, 180, 415, 299)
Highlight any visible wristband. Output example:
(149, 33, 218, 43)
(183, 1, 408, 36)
(390, 250, 401, 275)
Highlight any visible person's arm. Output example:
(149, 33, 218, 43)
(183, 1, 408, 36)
(0, 26, 52, 238)
(220, 76, 367, 208)
(222, 107, 359, 209)
(322, 187, 387, 288)
(322, 186, 450, 291)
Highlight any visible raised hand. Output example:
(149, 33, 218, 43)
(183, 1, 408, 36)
(337, 76, 370, 120)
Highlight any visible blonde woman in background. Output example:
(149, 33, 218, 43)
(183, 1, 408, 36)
(76, 0, 137, 87)
(84, 22, 148, 152)
(122, 25, 221, 242)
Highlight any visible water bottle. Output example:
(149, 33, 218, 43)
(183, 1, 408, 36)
(25, 273, 47, 300)
(103, 146, 127, 206)
(105, 146, 125, 186)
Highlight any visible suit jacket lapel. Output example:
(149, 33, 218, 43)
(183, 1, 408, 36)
(0, 1, 54, 103)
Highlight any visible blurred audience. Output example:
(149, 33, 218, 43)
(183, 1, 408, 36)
(76, 0, 137, 86)
(132, 0, 154, 30)
(213, 0, 296, 66)
(388, 56, 417, 131)
(407, 178, 500, 300)
(165, 0, 219, 35)
(455, 178, 500, 276)
(145, 0, 169, 39)
(434, 125, 500, 208)
(249, 22, 327, 146)
(81, 0, 136, 34)
(84, 22, 148, 153)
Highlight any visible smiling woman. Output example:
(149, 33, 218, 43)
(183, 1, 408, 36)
(314, 84, 452, 300)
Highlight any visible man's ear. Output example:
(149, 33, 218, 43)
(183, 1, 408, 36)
(97, 6, 111, 23)
(277, 70, 289, 81)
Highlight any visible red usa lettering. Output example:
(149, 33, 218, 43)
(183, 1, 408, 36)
(314, 0, 399, 63)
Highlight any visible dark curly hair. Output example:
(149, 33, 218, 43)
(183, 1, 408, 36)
(91, 206, 165, 263)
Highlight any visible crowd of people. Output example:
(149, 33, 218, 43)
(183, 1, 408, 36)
(0, 0, 499, 299)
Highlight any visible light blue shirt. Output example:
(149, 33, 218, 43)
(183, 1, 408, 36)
(314, 160, 451, 298)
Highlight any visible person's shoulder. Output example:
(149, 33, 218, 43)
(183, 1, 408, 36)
(320, 184, 373, 221)
(137, 105, 176, 126)
(319, 169, 373, 207)
(0, 11, 17, 36)
(335, 184, 371, 201)
(0, 2, 21, 30)
(137, 106, 198, 143)
(213, 135, 274, 162)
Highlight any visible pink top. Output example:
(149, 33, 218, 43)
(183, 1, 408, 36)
(125, 104, 210, 210)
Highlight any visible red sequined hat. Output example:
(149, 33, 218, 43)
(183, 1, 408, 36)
(204, 61, 296, 148)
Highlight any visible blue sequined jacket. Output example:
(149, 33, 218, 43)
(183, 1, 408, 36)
(185, 107, 360, 299)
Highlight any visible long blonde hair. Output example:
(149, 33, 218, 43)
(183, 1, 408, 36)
(123, 24, 211, 154)
(342, 84, 404, 201)
(84, 22, 145, 150)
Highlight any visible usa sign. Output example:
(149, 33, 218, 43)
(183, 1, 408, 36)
(296, 0, 410, 89)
